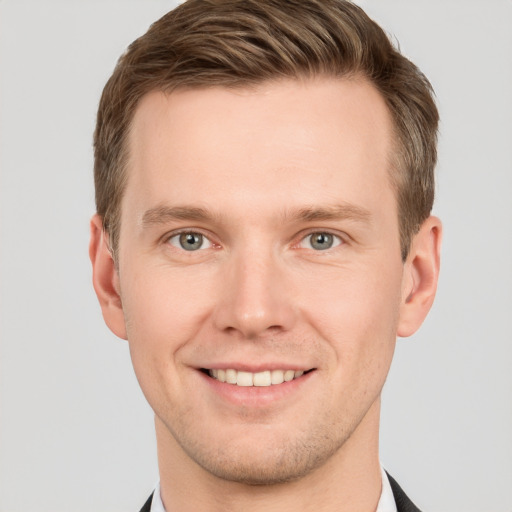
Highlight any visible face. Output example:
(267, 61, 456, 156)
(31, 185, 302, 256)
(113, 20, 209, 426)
(113, 78, 409, 483)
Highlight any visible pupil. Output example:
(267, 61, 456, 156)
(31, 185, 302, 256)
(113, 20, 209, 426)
(180, 233, 202, 251)
(312, 233, 332, 250)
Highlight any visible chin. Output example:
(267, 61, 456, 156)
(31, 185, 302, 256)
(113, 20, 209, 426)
(192, 447, 330, 486)
(174, 421, 349, 486)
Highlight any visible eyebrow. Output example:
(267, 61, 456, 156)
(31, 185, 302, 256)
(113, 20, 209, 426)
(141, 205, 213, 226)
(289, 204, 372, 224)
(141, 203, 372, 228)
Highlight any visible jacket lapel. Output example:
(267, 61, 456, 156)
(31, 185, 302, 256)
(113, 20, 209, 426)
(139, 492, 153, 512)
(386, 472, 422, 512)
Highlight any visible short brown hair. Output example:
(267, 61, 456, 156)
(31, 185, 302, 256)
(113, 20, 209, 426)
(94, 0, 438, 261)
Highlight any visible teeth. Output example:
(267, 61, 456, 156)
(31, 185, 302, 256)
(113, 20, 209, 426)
(225, 369, 237, 384)
(284, 370, 295, 382)
(253, 371, 271, 387)
(236, 371, 253, 387)
(208, 368, 307, 387)
(271, 370, 284, 385)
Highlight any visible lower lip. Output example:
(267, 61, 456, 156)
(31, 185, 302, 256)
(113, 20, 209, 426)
(197, 370, 314, 407)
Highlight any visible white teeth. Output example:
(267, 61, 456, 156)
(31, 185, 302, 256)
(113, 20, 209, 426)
(253, 371, 271, 387)
(236, 371, 253, 387)
(284, 370, 295, 382)
(225, 368, 237, 384)
(208, 368, 307, 386)
(271, 370, 284, 385)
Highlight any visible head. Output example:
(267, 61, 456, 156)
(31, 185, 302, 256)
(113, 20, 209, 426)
(90, 0, 441, 493)
(94, 0, 438, 263)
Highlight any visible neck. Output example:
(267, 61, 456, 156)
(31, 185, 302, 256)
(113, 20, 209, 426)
(155, 398, 382, 512)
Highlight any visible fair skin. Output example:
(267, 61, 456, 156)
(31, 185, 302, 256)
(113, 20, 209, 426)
(90, 77, 441, 512)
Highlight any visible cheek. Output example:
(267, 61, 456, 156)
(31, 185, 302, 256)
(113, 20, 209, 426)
(119, 262, 217, 380)
(119, 265, 220, 417)
(298, 261, 403, 364)
(122, 260, 215, 334)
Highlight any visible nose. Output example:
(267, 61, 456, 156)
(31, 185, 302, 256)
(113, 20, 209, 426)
(212, 246, 297, 339)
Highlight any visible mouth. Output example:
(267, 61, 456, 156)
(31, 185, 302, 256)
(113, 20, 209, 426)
(202, 368, 314, 387)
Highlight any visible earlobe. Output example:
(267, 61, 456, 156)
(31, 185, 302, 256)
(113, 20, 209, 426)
(89, 214, 127, 340)
(397, 216, 442, 338)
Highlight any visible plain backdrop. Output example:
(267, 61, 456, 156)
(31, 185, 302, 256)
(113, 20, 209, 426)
(1, 1, 511, 511)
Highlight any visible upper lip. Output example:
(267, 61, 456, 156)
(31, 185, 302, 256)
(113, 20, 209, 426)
(197, 363, 315, 372)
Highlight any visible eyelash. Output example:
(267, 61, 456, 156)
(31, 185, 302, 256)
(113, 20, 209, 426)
(164, 229, 345, 253)
(165, 230, 216, 251)
(295, 231, 344, 251)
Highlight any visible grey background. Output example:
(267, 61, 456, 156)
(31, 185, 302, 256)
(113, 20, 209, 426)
(0, 1, 511, 510)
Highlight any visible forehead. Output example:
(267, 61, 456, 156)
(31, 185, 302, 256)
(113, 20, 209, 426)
(124, 77, 395, 222)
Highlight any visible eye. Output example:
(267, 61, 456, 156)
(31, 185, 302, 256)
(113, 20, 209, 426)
(299, 232, 342, 251)
(168, 232, 212, 251)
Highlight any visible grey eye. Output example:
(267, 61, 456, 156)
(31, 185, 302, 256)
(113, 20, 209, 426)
(310, 233, 333, 250)
(168, 232, 212, 251)
(299, 232, 342, 251)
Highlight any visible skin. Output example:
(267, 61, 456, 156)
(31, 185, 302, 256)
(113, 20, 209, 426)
(90, 77, 441, 512)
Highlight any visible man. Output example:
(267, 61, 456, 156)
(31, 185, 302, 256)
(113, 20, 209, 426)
(89, 1, 441, 511)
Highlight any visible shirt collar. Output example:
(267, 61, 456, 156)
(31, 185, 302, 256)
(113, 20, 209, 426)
(378, 466, 398, 512)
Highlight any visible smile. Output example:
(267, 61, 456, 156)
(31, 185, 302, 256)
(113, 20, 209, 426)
(207, 369, 308, 387)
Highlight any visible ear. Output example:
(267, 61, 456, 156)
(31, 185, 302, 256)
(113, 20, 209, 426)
(89, 214, 127, 340)
(397, 216, 442, 337)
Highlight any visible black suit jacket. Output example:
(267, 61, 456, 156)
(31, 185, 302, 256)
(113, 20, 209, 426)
(139, 473, 421, 512)
(387, 473, 422, 512)
(139, 493, 153, 512)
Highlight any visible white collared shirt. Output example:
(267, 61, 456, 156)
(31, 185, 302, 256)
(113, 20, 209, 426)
(378, 466, 398, 512)
(150, 465, 397, 512)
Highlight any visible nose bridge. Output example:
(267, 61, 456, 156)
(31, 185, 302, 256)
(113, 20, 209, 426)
(213, 239, 296, 338)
